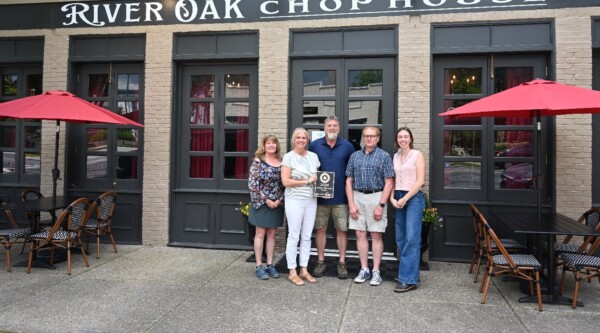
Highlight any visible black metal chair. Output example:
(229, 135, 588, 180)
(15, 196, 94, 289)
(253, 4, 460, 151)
(82, 192, 118, 259)
(477, 210, 543, 311)
(0, 199, 31, 272)
(27, 197, 90, 275)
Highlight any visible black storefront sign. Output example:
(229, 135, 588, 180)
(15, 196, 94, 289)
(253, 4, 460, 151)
(0, 0, 598, 30)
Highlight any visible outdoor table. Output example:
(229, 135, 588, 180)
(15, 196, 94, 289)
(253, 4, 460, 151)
(491, 211, 600, 307)
(3, 196, 70, 269)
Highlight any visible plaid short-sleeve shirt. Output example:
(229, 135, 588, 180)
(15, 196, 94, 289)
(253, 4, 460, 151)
(345, 147, 394, 191)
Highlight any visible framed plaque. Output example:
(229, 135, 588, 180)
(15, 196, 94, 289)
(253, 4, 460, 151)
(315, 171, 334, 198)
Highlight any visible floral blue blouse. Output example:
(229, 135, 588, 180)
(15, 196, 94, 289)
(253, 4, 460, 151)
(248, 159, 285, 209)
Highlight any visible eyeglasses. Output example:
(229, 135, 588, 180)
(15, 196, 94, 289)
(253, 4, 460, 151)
(363, 135, 379, 139)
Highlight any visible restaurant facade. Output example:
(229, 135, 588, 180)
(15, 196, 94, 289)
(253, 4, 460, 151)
(1, 0, 599, 262)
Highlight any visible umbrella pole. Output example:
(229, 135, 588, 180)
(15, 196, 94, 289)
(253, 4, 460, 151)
(536, 111, 542, 223)
(52, 120, 60, 203)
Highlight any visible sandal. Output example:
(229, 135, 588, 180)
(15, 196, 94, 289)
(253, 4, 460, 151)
(288, 274, 305, 286)
(299, 273, 317, 283)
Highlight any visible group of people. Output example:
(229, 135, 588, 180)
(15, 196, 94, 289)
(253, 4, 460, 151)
(247, 116, 425, 293)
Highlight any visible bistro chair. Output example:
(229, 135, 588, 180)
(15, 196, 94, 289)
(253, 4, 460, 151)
(477, 210, 543, 311)
(558, 237, 600, 309)
(469, 204, 524, 283)
(27, 197, 90, 275)
(82, 192, 118, 259)
(554, 208, 600, 255)
(21, 188, 56, 228)
(0, 199, 32, 272)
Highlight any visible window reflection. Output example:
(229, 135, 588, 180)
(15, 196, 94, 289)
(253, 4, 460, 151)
(496, 162, 533, 189)
(443, 131, 481, 157)
(117, 156, 138, 179)
(86, 155, 107, 179)
(1, 151, 15, 174)
(1, 74, 18, 96)
(87, 128, 108, 152)
(494, 67, 533, 93)
(349, 100, 381, 125)
(303, 70, 335, 96)
(443, 100, 480, 125)
(303, 100, 335, 124)
(24, 126, 41, 149)
(23, 152, 40, 174)
(225, 74, 249, 98)
(88, 74, 109, 97)
(444, 68, 482, 95)
(225, 102, 249, 125)
(444, 162, 481, 189)
(117, 101, 139, 120)
(348, 70, 382, 96)
(191, 75, 214, 98)
(26, 74, 42, 96)
(117, 74, 140, 97)
(0, 126, 16, 148)
(190, 102, 214, 125)
(116, 129, 138, 152)
(494, 131, 533, 157)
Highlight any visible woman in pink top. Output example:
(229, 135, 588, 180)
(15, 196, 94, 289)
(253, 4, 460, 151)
(390, 127, 425, 293)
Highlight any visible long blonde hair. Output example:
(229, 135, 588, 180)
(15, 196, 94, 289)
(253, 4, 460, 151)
(254, 134, 281, 161)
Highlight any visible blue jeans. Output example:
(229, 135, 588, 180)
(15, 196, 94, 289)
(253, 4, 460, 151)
(395, 190, 425, 285)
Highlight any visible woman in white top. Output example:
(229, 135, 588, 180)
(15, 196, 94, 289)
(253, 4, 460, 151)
(281, 127, 320, 286)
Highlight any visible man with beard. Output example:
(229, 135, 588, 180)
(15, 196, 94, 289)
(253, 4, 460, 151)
(309, 115, 356, 279)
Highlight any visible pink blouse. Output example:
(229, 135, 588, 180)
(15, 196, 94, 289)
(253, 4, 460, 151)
(393, 149, 420, 191)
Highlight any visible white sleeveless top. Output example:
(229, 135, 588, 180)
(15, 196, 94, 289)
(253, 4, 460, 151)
(281, 150, 320, 199)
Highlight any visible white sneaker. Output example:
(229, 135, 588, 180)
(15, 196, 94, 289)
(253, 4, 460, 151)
(369, 271, 382, 286)
(354, 268, 371, 283)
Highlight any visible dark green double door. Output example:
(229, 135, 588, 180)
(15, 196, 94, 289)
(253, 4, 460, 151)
(290, 57, 397, 254)
(67, 63, 144, 244)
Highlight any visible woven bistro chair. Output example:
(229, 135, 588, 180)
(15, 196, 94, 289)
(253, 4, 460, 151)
(477, 210, 543, 311)
(559, 237, 600, 308)
(82, 192, 118, 259)
(0, 199, 32, 272)
(21, 188, 56, 228)
(27, 197, 90, 275)
(554, 208, 600, 255)
(468, 204, 525, 283)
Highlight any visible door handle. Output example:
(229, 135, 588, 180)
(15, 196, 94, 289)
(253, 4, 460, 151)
(112, 181, 117, 188)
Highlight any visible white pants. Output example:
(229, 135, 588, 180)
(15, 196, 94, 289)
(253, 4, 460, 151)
(285, 196, 317, 269)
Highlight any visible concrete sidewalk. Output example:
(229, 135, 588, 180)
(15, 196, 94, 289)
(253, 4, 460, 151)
(0, 245, 599, 333)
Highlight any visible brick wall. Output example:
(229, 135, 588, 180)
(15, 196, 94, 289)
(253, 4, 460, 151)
(2, 6, 600, 245)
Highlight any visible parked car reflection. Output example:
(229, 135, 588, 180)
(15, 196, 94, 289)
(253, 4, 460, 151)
(500, 163, 533, 189)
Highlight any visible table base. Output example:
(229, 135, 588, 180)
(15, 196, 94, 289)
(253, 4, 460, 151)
(518, 294, 583, 307)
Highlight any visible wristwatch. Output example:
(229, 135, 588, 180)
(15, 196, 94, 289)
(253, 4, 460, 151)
(379, 202, 385, 208)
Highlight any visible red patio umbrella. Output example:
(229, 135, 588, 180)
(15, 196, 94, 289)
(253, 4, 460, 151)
(0, 90, 144, 201)
(438, 79, 600, 221)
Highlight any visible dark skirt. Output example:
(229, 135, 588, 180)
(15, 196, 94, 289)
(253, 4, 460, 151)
(249, 203, 284, 228)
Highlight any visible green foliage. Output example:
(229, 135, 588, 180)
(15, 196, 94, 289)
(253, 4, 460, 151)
(422, 193, 442, 229)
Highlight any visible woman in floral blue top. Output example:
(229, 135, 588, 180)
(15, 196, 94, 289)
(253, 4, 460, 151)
(248, 134, 285, 280)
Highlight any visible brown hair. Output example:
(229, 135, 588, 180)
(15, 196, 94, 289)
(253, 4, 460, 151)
(394, 127, 414, 151)
(254, 134, 281, 161)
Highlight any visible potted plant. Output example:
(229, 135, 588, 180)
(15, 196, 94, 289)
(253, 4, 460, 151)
(420, 193, 442, 270)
